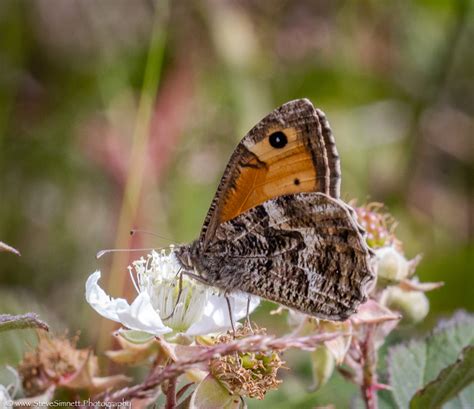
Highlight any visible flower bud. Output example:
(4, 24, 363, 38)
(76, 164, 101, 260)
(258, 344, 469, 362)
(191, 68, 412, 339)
(354, 204, 399, 249)
(383, 287, 429, 324)
(190, 375, 241, 409)
(376, 247, 410, 283)
(309, 345, 335, 391)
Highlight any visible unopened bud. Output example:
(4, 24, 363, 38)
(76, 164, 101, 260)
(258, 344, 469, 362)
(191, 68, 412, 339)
(383, 287, 429, 324)
(376, 247, 410, 283)
(309, 345, 335, 391)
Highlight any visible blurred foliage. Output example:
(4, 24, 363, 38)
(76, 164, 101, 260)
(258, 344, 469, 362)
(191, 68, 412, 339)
(0, 0, 473, 407)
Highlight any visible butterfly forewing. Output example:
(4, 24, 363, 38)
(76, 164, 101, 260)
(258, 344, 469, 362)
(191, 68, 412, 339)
(200, 99, 341, 248)
(188, 192, 374, 321)
(316, 108, 341, 199)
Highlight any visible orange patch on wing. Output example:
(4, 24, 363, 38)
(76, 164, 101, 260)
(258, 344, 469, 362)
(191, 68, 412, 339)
(220, 128, 319, 222)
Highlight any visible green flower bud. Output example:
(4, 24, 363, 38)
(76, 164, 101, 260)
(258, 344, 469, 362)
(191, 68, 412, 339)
(309, 345, 335, 391)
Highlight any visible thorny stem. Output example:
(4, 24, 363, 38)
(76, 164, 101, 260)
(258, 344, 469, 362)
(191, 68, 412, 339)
(96, 332, 343, 403)
(164, 377, 177, 409)
(361, 325, 378, 409)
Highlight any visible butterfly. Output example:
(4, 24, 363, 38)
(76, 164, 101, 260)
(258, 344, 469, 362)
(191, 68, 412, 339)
(175, 99, 375, 321)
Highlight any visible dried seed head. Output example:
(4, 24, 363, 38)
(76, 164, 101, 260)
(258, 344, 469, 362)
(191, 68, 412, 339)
(209, 326, 284, 400)
(18, 331, 87, 397)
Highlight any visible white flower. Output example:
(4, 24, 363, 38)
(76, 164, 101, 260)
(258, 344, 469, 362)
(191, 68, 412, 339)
(375, 246, 410, 282)
(85, 249, 259, 336)
(0, 385, 12, 409)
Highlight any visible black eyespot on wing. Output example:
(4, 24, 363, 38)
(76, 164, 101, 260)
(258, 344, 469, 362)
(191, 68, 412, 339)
(294, 178, 300, 185)
(269, 131, 288, 148)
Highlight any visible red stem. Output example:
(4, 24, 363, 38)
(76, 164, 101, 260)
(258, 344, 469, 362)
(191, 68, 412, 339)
(165, 377, 177, 409)
(361, 325, 378, 409)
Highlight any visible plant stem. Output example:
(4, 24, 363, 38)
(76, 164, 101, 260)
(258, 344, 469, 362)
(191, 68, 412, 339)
(165, 377, 177, 409)
(361, 325, 378, 409)
(96, 332, 342, 403)
(97, 0, 169, 353)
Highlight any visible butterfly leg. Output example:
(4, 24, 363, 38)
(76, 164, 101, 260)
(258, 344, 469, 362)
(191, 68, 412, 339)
(224, 293, 236, 337)
(183, 269, 237, 335)
(162, 268, 183, 321)
(182, 270, 209, 285)
(245, 295, 254, 334)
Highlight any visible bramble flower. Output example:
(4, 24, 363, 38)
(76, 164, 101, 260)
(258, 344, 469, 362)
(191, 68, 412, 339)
(86, 249, 259, 337)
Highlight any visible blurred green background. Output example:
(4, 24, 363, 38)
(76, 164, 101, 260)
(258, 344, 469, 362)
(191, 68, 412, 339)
(0, 0, 473, 407)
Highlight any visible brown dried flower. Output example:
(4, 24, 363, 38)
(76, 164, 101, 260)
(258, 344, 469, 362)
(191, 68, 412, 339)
(18, 331, 85, 396)
(18, 331, 128, 397)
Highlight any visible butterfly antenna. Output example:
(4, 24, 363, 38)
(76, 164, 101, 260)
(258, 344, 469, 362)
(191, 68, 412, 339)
(130, 229, 173, 243)
(96, 247, 161, 259)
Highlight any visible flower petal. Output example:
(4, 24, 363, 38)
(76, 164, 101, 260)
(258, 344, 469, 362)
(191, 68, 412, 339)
(116, 292, 172, 335)
(0, 385, 12, 408)
(399, 279, 444, 292)
(85, 271, 122, 322)
(186, 292, 259, 336)
(351, 299, 401, 326)
(322, 321, 352, 364)
(85, 271, 172, 336)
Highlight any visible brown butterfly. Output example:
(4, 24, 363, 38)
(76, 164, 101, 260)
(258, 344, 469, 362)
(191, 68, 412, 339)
(175, 99, 374, 321)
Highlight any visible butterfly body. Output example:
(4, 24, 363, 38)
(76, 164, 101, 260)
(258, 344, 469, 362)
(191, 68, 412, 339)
(175, 99, 375, 320)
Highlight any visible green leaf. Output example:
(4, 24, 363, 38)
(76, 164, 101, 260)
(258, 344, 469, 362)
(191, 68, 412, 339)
(442, 384, 474, 409)
(410, 346, 474, 409)
(190, 375, 241, 409)
(0, 313, 48, 333)
(176, 394, 192, 409)
(387, 311, 474, 409)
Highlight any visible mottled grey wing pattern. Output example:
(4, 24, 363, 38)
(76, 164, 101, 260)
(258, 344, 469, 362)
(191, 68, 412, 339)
(187, 192, 374, 320)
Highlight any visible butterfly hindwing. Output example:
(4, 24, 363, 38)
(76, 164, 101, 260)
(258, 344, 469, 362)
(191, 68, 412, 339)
(190, 192, 374, 320)
(200, 99, 341, 248)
